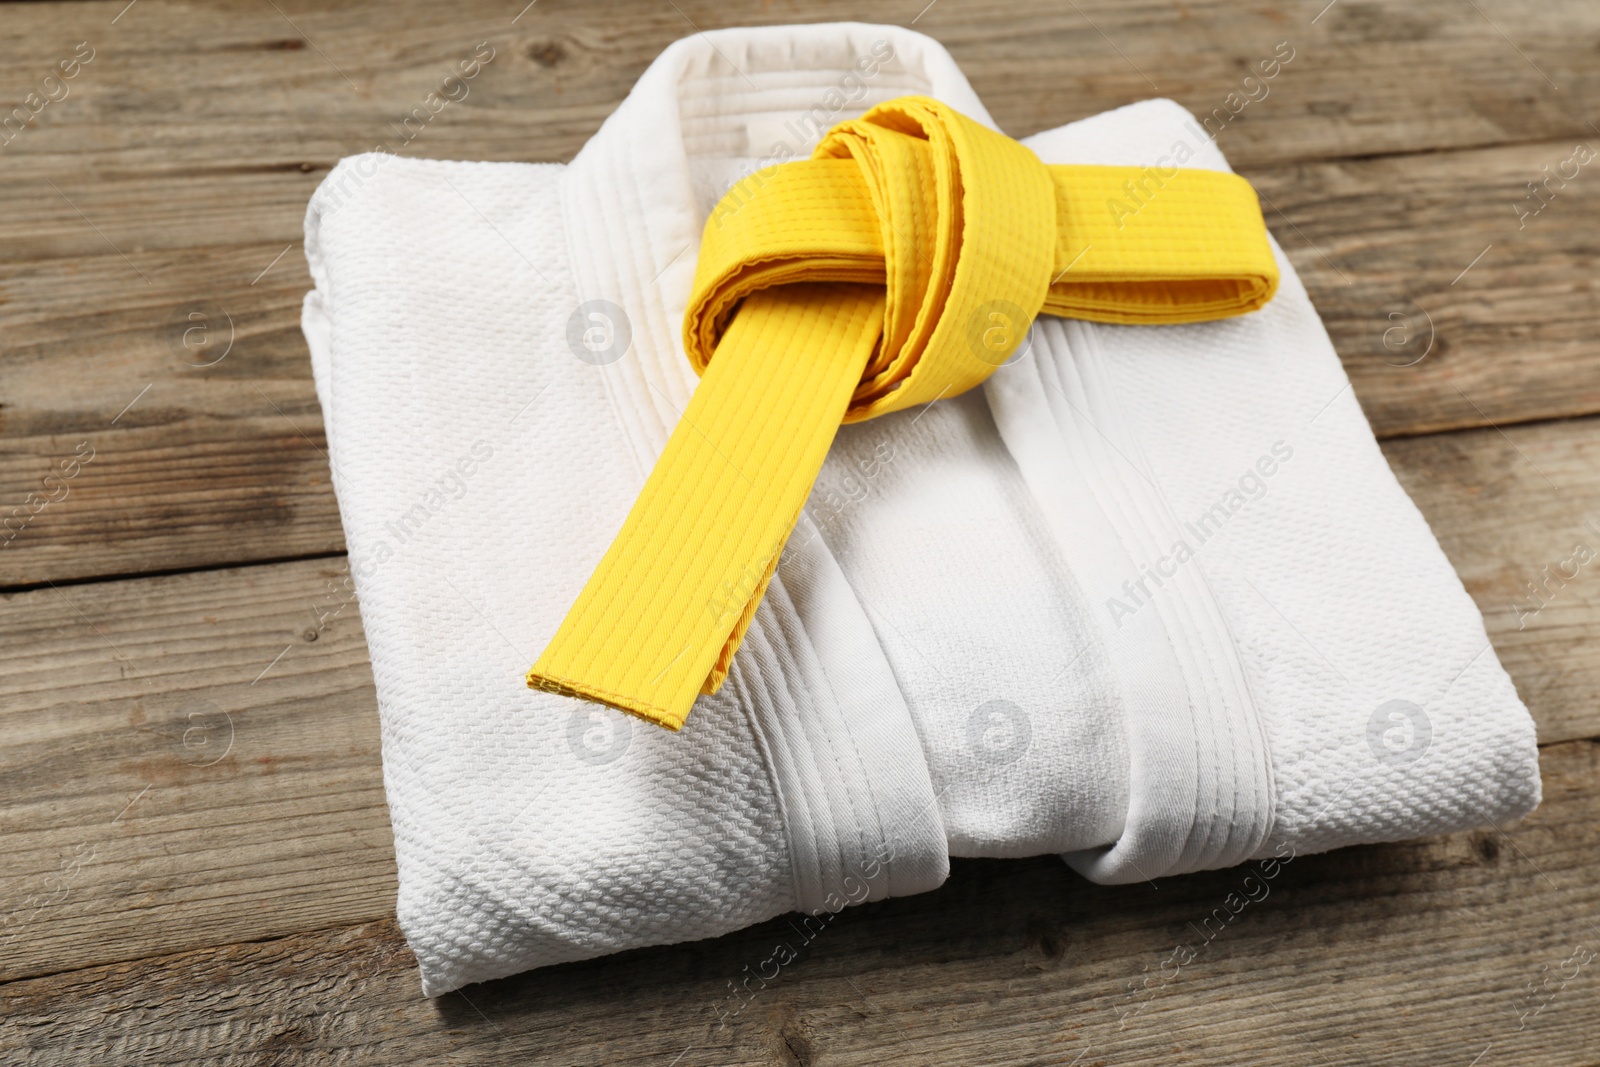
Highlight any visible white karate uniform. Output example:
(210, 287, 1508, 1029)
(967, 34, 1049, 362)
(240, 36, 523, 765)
(302, 22, 1539, 995)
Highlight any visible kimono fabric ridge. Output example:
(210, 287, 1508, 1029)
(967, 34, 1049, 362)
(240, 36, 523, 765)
(527, 95, 1280, 729)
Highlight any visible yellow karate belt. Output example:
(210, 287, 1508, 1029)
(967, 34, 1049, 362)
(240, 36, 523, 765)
(529, 96, 1278, 730)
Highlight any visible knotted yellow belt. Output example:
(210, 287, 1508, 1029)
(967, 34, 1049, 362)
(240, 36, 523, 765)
(528, 96, 1278, 730)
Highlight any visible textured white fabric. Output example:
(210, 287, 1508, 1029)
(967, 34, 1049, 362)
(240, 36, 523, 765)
(302, 22, 1541, 995)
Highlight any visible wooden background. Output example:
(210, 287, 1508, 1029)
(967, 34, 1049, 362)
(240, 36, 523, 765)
(2, 0, 1598, 1063)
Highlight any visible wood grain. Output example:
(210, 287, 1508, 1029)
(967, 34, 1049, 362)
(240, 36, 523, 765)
(1, 414, 1599, 989)
(1, 739, 1594, 1067)
(0, 0, 1592, 172)
(1387, 419, 1600, 749)
(3, 1, 1599, 586)
(1246, 137, 1600, 440)
(0, 557, 393, 986)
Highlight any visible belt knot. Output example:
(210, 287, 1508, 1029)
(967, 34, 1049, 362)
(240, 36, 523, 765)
(686, 96, 1058, 421)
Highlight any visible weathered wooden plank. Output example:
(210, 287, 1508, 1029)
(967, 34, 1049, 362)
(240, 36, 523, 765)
(1386, 419, 1600, 751)
(1245, 139, 1600, 441)
(1, 739, 1594, 1066)
(0, 557, 393, 986)
(1, 414, 1598, 987)
(1, 0, 1593, 172)
(0, 413, 343, 584)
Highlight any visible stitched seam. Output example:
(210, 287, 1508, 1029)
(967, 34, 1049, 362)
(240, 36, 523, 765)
(528, 672, 686, 730)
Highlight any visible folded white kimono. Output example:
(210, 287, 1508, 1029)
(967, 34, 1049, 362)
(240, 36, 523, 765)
(302, 22, 1541, 995)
